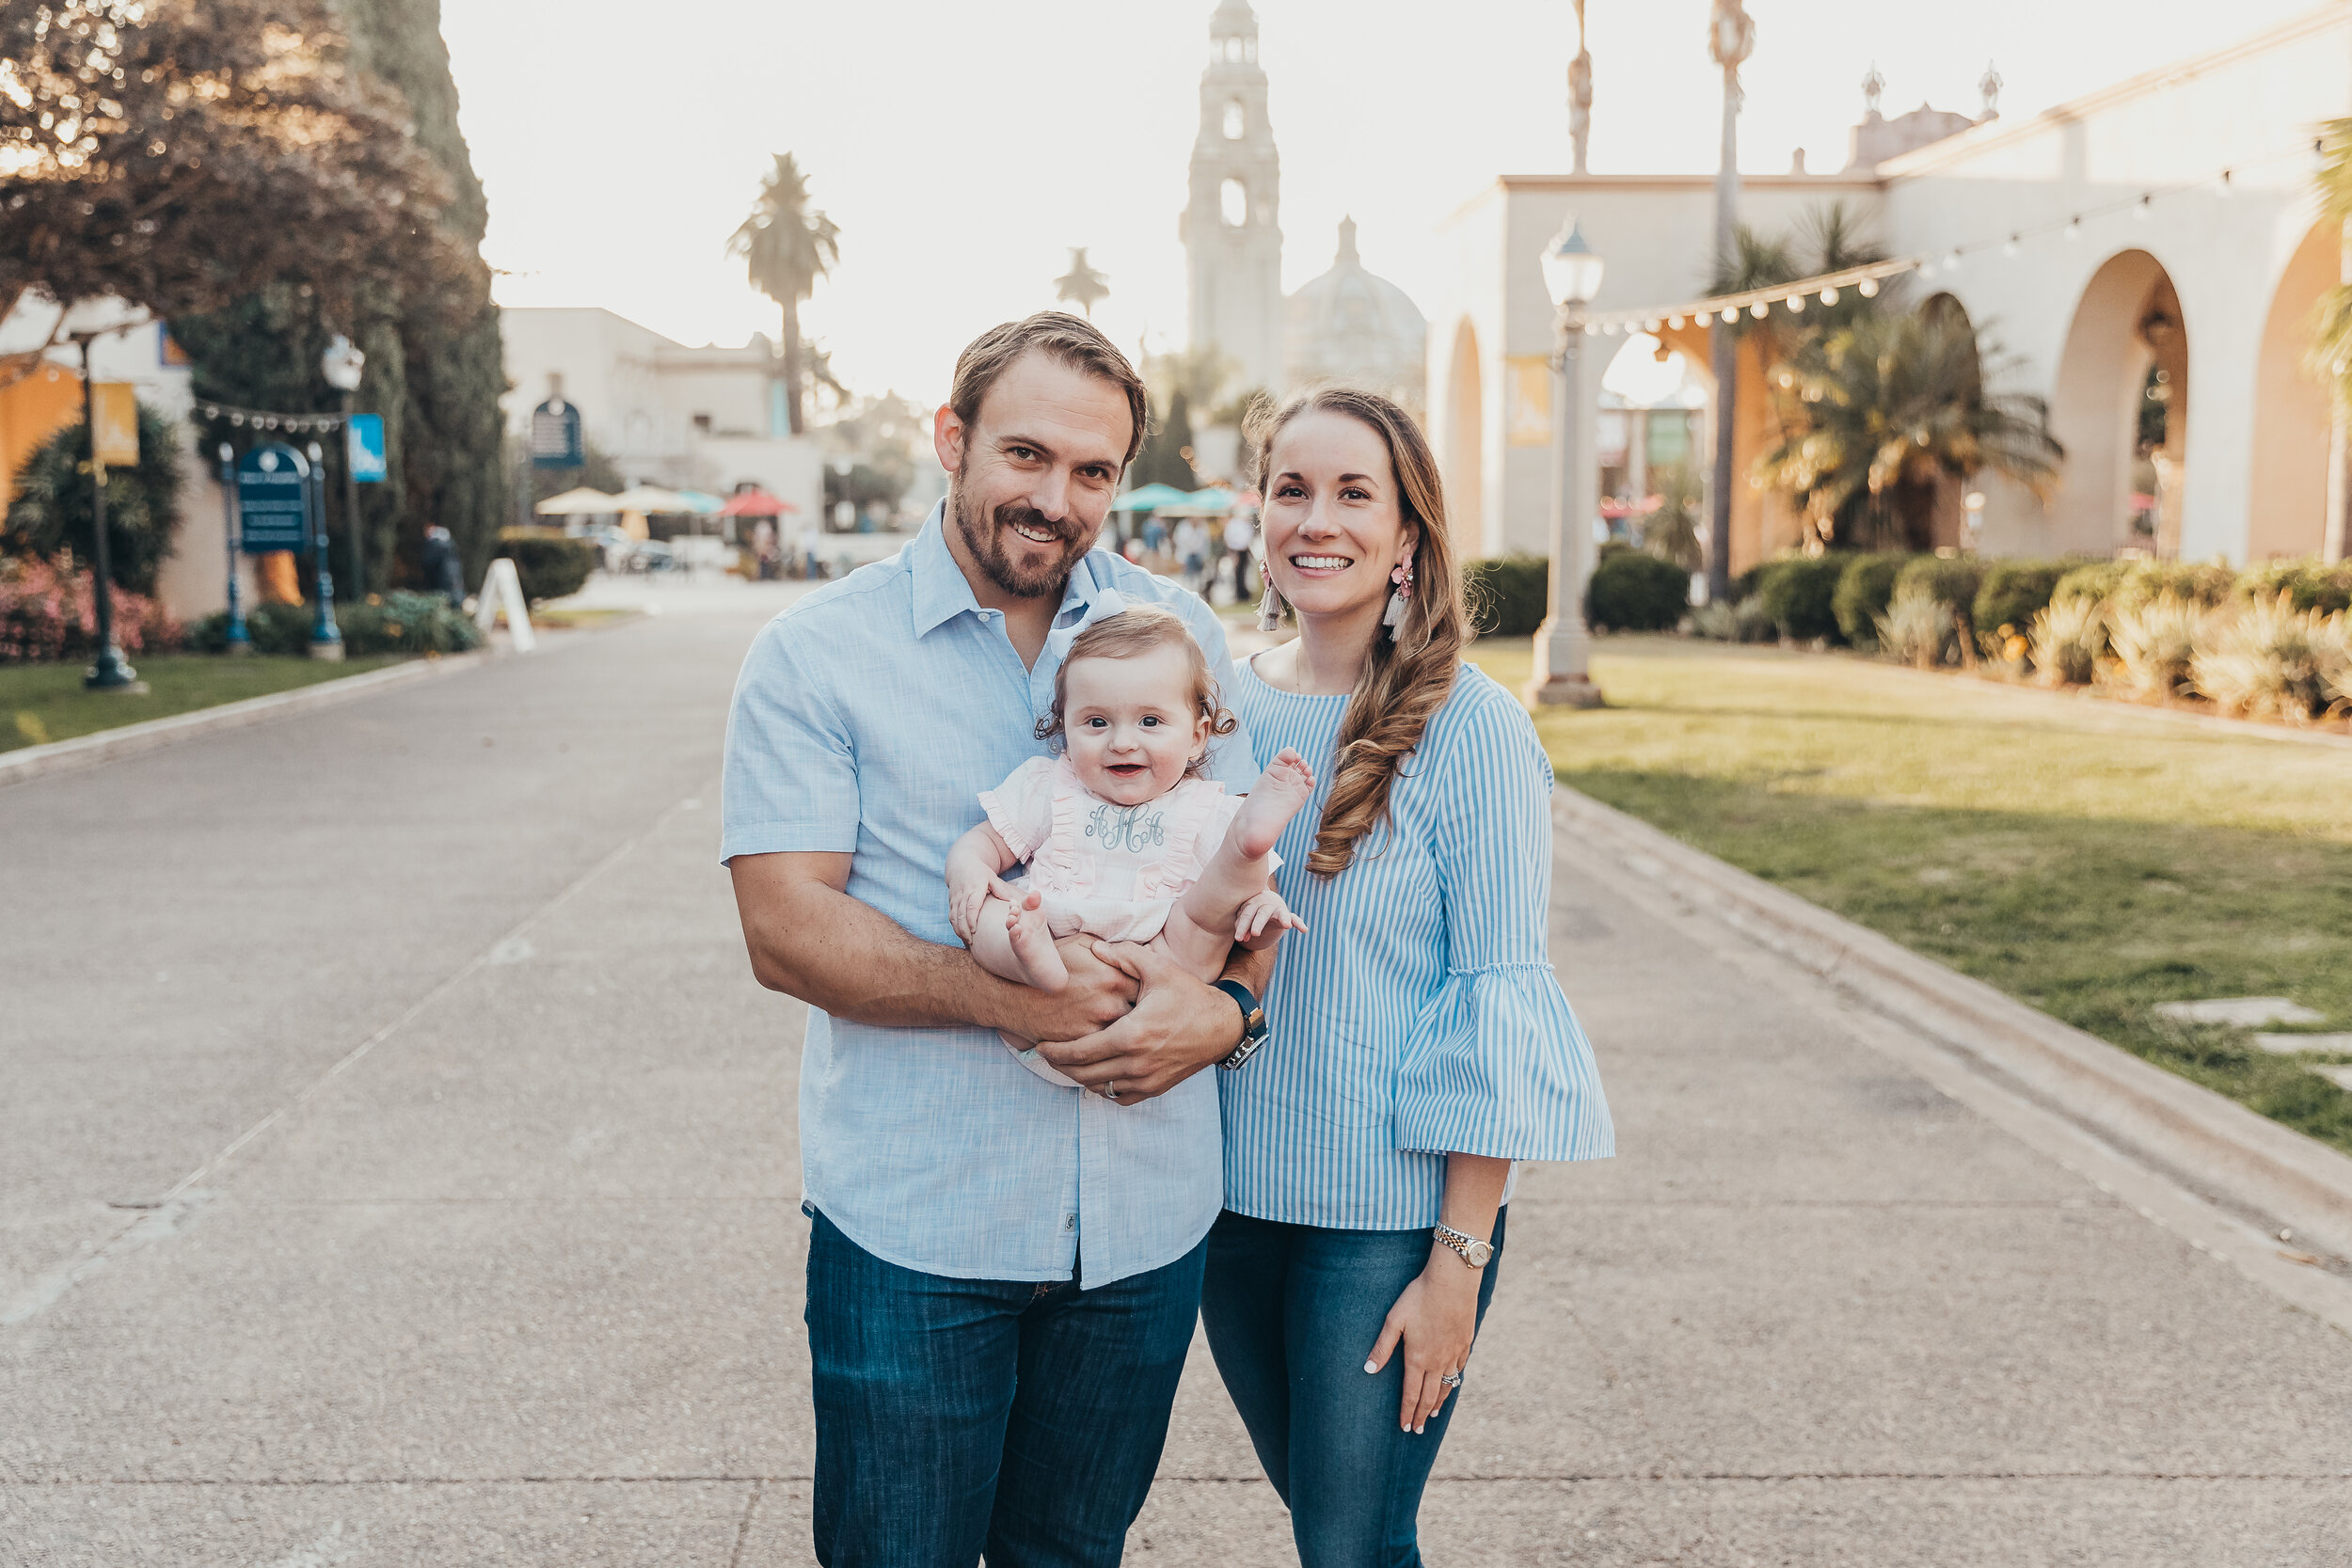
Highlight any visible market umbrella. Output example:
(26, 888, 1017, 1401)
(533, 487, 618, 516)
(606, 484, 693, 514)
(1111, 483, 1194, 512)
(718, 487, 796, 516)
(672, 489, 727, 515)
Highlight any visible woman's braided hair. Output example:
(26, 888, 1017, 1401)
(1248, 388, 1468, 877)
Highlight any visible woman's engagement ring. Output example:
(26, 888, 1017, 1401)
(1438, 1370, 1463, 1387)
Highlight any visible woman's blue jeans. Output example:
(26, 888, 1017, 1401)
(803, 1209, 1206, 1568)
(1200, 1208, 1507, 1567)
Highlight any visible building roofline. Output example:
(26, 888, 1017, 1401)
(1447, 172, 1883, 229)
(1878, 0, 2352, 181)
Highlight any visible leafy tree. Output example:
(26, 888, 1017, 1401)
(3, 402, 185, 593)
(2309, 118, 2352, 416)
(523, 437, 626, 509)
(170, 0, 507, 598)
(1131, 390, 1198, 492)
(731, 153, 839, 436)
(0, 0, 462, 380)
(1637, 458, 1704, 571)
(1756, 308, 2062, 551)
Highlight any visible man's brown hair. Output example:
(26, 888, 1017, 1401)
(948, 312, 1152, 469)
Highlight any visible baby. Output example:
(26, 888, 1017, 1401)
(946, 605, 1315, 1085)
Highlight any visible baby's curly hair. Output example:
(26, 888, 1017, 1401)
(1034, 606, 1238, 776)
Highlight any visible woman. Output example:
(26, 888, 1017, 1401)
(1205, 388, 1613, 1564)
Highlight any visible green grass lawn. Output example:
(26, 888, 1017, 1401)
(2, 654, 407, 753)
(1468, 635, 2352, 1155)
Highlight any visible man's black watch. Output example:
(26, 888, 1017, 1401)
(1212, 979, 1269, 1069)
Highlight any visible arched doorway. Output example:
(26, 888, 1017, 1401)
(2049, 251, 2187, 557)
(1443, 318, 1484, 551)
(1916, 293, 1981, 552)
(2247, 221, 2339, 559)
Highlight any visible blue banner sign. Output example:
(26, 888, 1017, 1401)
(237, 442, 312, 553)
(347, 414, 388, 483)
(530, 398, 582, 468)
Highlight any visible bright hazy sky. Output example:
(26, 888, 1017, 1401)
(446, 0, 2322, 410)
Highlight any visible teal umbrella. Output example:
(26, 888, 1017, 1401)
(1112, 483, 1194, 512)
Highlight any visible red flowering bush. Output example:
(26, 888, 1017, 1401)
(0, 554, 181, 663)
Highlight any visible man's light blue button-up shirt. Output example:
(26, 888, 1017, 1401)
(720, 506, 1258, 1289)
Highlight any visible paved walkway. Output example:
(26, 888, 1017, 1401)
(3, 596, 2347, 1565)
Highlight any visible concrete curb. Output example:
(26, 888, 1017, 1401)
(1552, 784, 2352, 1265)
(0, 652, 490, 787)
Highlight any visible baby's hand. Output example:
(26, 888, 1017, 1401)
(947, 866, 1022, 944)
(1234, 889, 1306, 948)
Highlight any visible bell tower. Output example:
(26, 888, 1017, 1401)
(1181, 0, 1283, 398)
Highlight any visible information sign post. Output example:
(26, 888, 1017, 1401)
(216, 442, 249, 654)
(305, 440, 343, 659)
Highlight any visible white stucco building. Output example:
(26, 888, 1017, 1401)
(497, 307, 821, 523)
(1426, 2, 2352, 569)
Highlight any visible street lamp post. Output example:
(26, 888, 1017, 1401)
(217, 441, 250, 654)
(304, 438, 343, 660)
(72, 333, 142, 692)
(1526, 218, 1607, 709)
(322, 335, 367, 600)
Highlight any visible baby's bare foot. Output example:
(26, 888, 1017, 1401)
(1005, 893, 1069, 991)
(1232, 748, 1315, 863)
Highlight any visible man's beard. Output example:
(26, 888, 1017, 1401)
(951, 483, 1093, 600)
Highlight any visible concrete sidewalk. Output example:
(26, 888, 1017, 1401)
(3, 599, 2347, 1565)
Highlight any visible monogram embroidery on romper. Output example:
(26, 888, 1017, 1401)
(1085, 801, 1168, 852)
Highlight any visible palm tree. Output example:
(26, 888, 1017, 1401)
(730, 153, 839, 436)
(1756, 308, 2062, 550)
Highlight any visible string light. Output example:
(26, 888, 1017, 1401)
(1787, 294, 1805, 314)
(1945, 248, 1962, 271)
(2135, 193, 2152, 220)
(1748, 301, 1769, 319)
(1857, 277, 1879, 298)
(1820, 286, 1839, 305)
(2065, 215, 2083, 240)
(2004, 234, 2021, 257)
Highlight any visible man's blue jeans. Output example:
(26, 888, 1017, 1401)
(803, 1209, 1206, 1567)
(1199, 1208, 1508, 1568)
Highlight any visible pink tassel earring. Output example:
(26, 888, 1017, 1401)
(1381, 549, 1415, 640)
(1256, 557, 1285, 632)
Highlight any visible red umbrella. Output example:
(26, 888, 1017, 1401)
(719, 487, 795, 516)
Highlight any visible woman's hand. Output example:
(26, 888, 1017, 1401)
(1365, 1247, 1483, 1433)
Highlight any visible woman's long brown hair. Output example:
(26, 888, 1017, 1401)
(1248, 388, 1468, 877)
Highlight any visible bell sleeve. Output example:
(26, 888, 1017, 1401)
(1393, 696, 1614, 1164)
(976, 755, 1059, 864)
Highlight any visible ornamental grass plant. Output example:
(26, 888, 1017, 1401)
(2189, 592, 2348, 721)
(2107, 592, 2204, 701)
(1875, 580, 1953, 670)
(2028, 594, 2103, 686)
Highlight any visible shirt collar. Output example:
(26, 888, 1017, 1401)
(908, 499, 1120, 640)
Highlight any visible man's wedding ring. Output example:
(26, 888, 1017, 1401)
(1438, 1370, 1463, 1388)
(1104, 1081, 1117, 1101)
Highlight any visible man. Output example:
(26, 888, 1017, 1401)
(420, 522, 463, 608)
(722, 313, 1275, 1567)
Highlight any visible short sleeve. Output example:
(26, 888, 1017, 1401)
(977, 755, 1058, 863)
(1392, 692, 1614, 1163)
(720, 616, 860, 863)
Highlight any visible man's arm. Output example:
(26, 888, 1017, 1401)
(729, 850, 1134, 1041)
(1035, 940, 1275, 1105)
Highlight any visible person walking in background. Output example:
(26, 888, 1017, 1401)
(420, 523, 463, 608)
(722, 313, 1279, 1567)
(1204, 387, 1613, 1564)
(1224, 509, 1256, 604)
(1174, 515, 1211, 596)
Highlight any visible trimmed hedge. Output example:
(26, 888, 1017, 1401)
(1833, 554, 1919, 646)
(1465, 553, 1549, 638)
(2234, 559, 2352, 615)
(1585, 550, 1690, 632)
(1893, 556, 1989, 638)
(1754, 553, 1853, 642)
(1972, 560, 2071, 640)
(497, 529, 596, 604)
(186, 592, 482, 657)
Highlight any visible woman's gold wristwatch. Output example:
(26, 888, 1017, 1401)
(1434, 1222, 1494, 1269)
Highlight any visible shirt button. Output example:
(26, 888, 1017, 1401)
(1063, 1213, 1077, 1232)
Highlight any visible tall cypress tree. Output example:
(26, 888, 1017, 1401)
(177, 0, 504, 594)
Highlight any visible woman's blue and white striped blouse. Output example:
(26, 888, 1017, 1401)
(1221, 655, 1614, 1230)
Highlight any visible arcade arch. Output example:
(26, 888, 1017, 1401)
(2247, 220, 2339, 559)
(1443, 318, 1485, 548)
(2049, 251, 2186, 557)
